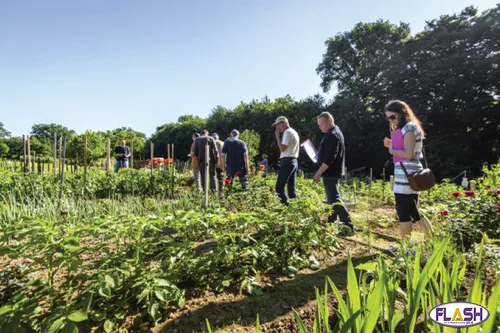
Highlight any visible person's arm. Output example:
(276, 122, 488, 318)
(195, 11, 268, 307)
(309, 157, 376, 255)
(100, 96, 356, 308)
(193, 140, 199, 159)
(243, 142, 250, 173)
(389, 131, 416, 160)
(125, 147, 131, 158)
(210, 140, 219, 165)
(275, 129, 288, 152)
(220, 142, 227, 171)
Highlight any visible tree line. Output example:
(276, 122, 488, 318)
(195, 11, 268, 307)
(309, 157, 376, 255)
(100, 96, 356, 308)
(1, 4, 499, 180)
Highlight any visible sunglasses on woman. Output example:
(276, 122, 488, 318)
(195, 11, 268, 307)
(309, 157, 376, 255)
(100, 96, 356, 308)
(386, 115, 397, 121)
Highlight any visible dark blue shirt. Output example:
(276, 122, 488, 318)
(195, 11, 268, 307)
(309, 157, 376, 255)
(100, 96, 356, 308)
(114, 146, 130, 161)
(222, 138, 248, 174)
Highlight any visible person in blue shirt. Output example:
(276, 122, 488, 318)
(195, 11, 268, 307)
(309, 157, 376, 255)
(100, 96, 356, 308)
(221, 130, 250, 188)
(259, 154, 269, 172)
(114, 140, 131, 172)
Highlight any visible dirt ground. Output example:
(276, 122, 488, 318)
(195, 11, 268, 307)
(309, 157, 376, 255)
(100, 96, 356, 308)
(152, 228, 400, 333)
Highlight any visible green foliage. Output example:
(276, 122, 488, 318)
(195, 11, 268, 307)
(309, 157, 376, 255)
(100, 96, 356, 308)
(239, 129, 261, 161)
(0, 121, 11, 138)
(477, 159, 500, 191)
(151, 115, 207, 160)
(437, 194, 500, 251)
(67, 130, 106, 165)
(0, 140, 9, 157)
(284, 238, 499, 332)
(99, 127, 147, 156)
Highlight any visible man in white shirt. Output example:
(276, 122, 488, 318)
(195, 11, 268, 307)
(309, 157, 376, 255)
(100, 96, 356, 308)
(273, 116, 300, 204)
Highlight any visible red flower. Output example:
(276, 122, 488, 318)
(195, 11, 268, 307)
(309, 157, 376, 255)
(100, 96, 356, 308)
(452, 192, 461, 198)
(440, 209, 449, 216)
(496, 204, 500, 210)
(465, 191, 476, 197)
(235, 172, 241, 177)
(225, 179, 232, 185)
(259, 165, 265, 171)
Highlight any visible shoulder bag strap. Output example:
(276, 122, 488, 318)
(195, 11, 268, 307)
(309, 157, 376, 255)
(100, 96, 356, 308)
(422, 145, 429, 169)
(399, 161, 410, 177)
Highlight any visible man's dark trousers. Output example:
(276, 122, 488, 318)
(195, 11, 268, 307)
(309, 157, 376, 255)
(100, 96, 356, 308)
(322, 176, 354, 232)
(275, 157, 298, 204)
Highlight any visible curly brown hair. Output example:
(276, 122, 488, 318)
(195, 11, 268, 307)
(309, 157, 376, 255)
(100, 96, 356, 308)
(385, 100, 425, 139)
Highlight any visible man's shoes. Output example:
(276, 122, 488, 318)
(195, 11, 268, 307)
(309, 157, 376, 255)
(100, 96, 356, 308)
(336, 224, 356, 237)
(384, 245, 399, 257)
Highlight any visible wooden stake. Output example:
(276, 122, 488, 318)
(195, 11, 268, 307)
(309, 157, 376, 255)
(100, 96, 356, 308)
(130, 140, 134, 169)
(370, 168, 373, 181)
(23, 134, 27, 172)
(106, 137, 111, 172)
(53, 133, 57, 177)
(204, 143, 209, 207)
(390, 175, 394, 191)
(167, 143, 171, 163)
(58, 137, 67, 210)
(59, 136, 63, 175)
(84, 136, 88, 176)
(27, 135, 31, 172)
(150, 142, 154, 175)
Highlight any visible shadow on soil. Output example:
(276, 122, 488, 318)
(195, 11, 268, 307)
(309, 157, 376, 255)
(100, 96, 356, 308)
(156, 253, 377, 333)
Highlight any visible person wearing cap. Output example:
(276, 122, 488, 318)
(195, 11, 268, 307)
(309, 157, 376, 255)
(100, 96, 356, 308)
(211, 133, 226, 192)
(221, 129, 250, 188)
(190, 133, 202, 192)
(273, 116, 300, 204)
(194, 130, 219, 193)
(313, 112, 355, 235)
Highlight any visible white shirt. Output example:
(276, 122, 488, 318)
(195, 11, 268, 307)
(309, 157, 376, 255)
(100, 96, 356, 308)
(280, 127, 299, 158)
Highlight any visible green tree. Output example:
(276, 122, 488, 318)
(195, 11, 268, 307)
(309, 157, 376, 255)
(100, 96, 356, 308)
(0, 141, 9, 157)
(150, 115, 207, 160)
(99, 127, 147, 156)
(0, 122, 11, 138)
(67, 130, 106, 166)
(31, 123, 75, 140)
(239, 129, 261, 162)
(4, 137, 23, 159)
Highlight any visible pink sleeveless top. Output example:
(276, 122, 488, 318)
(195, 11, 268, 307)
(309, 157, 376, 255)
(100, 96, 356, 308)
(391, 129, 405, 163)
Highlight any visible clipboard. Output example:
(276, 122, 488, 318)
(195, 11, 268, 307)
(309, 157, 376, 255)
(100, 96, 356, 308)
(300, 139, 318, 163)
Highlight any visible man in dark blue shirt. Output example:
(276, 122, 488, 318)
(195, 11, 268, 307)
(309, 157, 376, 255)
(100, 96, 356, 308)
(313, 112, 355, 235)
(114, 140, 131, 172)
(194, 130, 219, 193)
(221, 129, 249, 188)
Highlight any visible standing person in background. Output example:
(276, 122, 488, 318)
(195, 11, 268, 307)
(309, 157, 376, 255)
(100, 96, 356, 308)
(221, 130, 250, 188)
(212, 133, 225, 192)
(114, 140, 131, 172)
(259, 154, 269, 172)
(194, 130, 219, 193)
(383, 100, 432, 243)
(190, 133, 202, 192)
(273, 116, 299, 205)
(313, 112, 355, 235)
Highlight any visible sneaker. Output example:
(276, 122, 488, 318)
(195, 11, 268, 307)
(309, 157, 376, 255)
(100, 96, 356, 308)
(384, 245, 399, 256)
(336, 226, 356, 237)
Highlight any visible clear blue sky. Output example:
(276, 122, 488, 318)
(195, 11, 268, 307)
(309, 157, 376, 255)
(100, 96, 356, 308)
(1, 0, 497, 137)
